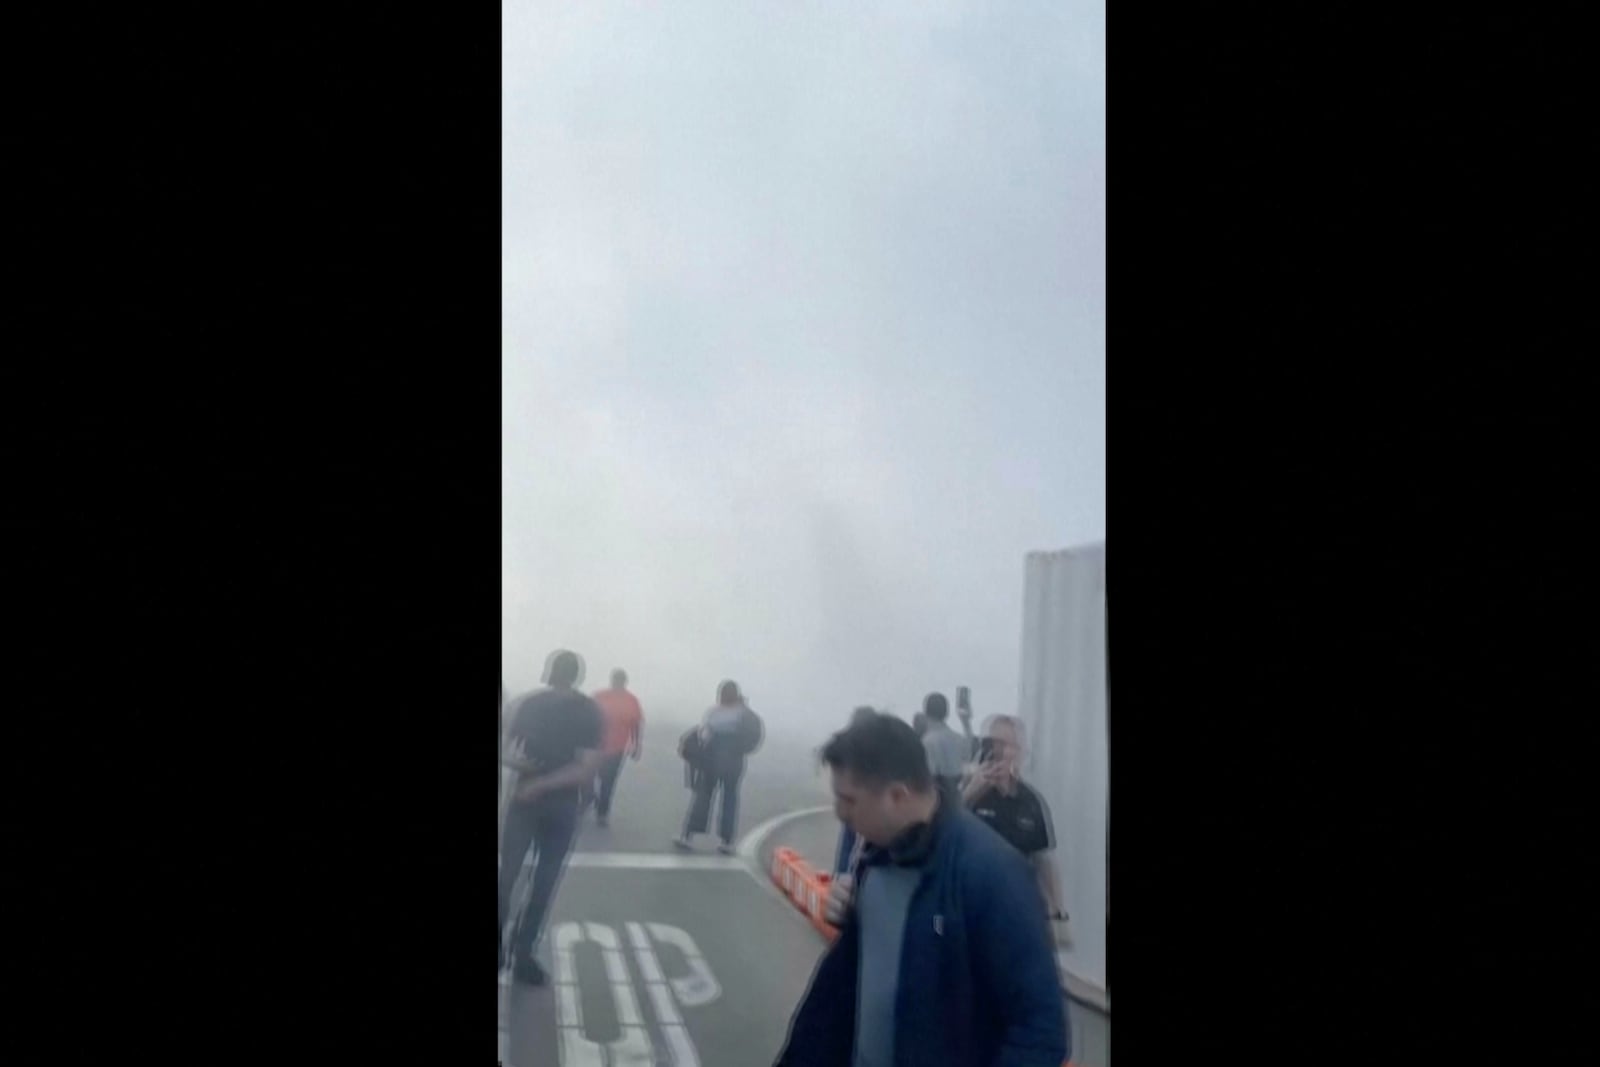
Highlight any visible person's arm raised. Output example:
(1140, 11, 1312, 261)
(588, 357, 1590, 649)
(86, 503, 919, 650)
(960, 760, 1004, 807)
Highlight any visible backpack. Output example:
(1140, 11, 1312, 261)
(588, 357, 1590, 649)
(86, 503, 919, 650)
(736, 705, 765, 756)
(678, 726, 708, 789)
(678, 707, 764, 788)
(678, 726, 707, 765)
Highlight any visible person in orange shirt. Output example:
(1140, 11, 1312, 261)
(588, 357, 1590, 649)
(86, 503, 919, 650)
(590, 668, 644, 827)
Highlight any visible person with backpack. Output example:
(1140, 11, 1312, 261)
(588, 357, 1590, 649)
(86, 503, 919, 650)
(673, 679, 763, 855)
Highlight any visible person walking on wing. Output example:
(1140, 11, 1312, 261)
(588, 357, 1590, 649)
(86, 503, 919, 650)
(590, 668, 644, 828)
(498, 650, 605, 985)
(775, 713, 1069, 1067)
(673, 680, 763, 855)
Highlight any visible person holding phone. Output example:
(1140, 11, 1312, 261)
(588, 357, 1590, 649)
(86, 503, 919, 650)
(961, 715, 1070, 924)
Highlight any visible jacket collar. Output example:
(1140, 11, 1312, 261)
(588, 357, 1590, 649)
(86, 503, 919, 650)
(862, 790, 953, 869)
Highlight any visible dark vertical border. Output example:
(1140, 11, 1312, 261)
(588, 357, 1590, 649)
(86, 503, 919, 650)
(9, 1, 1589, 1063)
(1114, 4, 1588, 1064)
(8, 5, 498, 1062)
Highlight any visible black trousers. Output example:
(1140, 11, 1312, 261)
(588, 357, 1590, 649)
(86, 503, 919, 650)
(682, 765, 742, 844)
(594, 752, 626, 818)
(497, 797, 578, 962)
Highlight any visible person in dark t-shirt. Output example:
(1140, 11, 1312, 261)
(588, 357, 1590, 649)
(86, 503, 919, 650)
(962, 715, 1069, 924)
(497, 650, 604, 985)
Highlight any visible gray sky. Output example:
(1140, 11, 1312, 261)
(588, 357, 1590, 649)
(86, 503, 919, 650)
(502, 1, 1104, 734)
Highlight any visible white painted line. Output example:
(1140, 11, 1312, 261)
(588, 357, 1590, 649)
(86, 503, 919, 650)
(626, 921, 685, 1031)
(559, 1028, 598, 1067)
(609, 1026, 654, 1065)
(611, 980, 644, 1027)
(734, 805, 844, 932)
(663, 1022, 702, 1067)
(646, 923, 720, 1008)
(554, 921, 583, 986)
(645, 978, 682, 1026)
(624, 920, 705, 1067)
(551, 920, 695, 1066)
(735, 805, 833, 861)
(557, 983, 582, 1029)
(635, 946, 666, 984)
(566, 852, 747, 871)
(626, 922, 666, 984)
(536, 920, 729, 1066)
(603, 950, 632, 987)
(586, 923, 629, 982)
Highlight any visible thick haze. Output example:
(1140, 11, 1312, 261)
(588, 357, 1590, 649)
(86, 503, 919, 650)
(503, 1, 1104, 736)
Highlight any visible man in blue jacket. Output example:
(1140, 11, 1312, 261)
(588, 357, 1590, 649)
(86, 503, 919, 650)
(775, 713, 1069, 1067)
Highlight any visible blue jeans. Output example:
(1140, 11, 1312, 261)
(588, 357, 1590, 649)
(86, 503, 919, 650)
(498, 797, 578, 962)
(683, 766, 742, 844)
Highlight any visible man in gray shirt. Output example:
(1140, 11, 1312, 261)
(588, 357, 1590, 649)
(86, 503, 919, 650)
(920, 692, 974, 804)
(854, 861, 921, 1066)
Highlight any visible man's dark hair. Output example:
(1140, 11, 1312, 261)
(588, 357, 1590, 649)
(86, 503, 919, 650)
(820, 714, 932, 792)
(547, 650, 582, 689)
(923, 692, 949, 722)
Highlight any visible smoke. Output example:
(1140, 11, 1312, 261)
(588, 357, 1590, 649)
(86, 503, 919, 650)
(502, 0, 1104, 736)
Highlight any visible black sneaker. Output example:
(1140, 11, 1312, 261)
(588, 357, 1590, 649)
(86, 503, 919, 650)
(512, 956, 547, 986)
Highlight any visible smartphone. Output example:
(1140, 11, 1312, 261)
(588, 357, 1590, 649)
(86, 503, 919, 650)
(956, 686, 971, 712)
(977, 736, 997, 764)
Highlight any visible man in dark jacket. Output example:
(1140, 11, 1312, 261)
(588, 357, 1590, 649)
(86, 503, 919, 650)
(775, 713, 1068, 1067)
